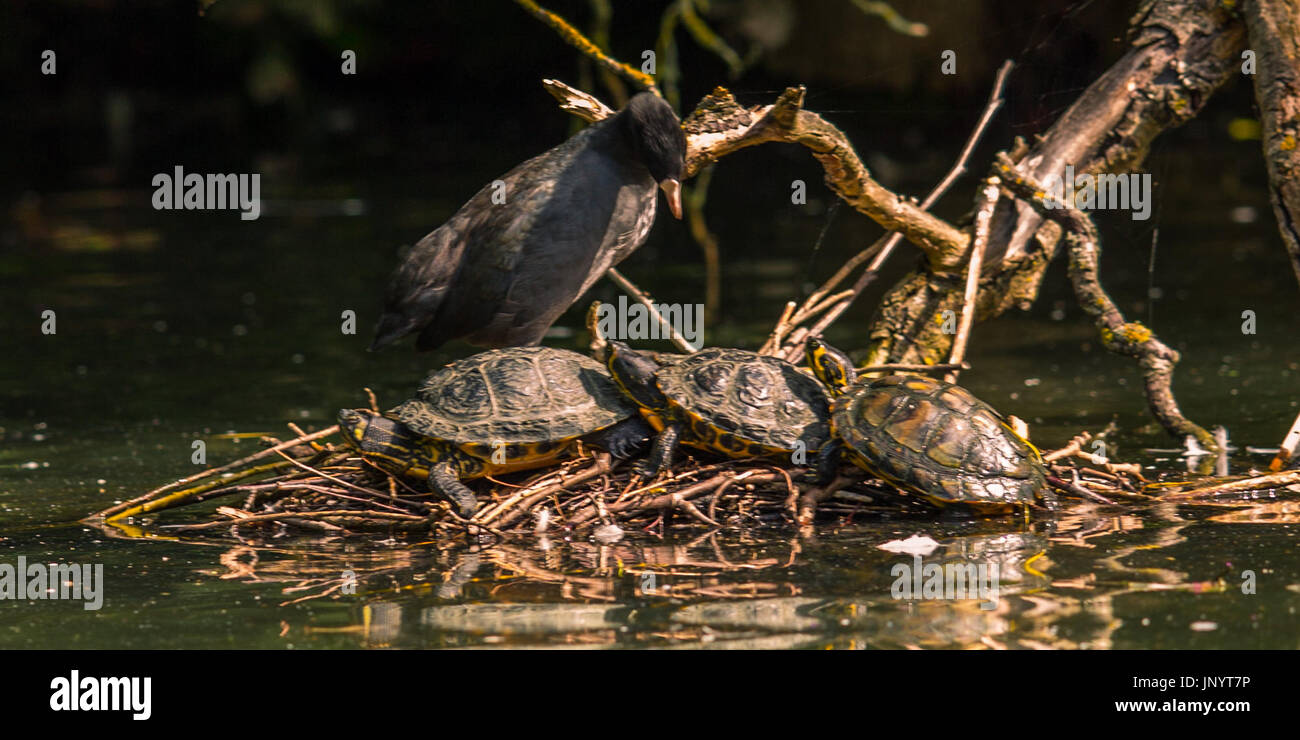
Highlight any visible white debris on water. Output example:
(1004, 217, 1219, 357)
(592, 524, 624, 544)
(878, 534, 940, 556)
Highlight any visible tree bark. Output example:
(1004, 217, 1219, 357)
(1242, 0, 1300, 291)
(864, 0, 1246, 366)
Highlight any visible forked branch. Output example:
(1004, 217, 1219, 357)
(993, 153, 1217, 450)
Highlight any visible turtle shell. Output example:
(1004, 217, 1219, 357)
(654, 348, 831, 456)
(391, 347, 637, 447)
(833, 375, 1051, 509)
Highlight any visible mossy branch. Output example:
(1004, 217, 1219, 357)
(684, 83, 967, 263)
(545, 79, 968, 263)
(867, 0, 1245, 367)
(1241, 0, 1300, 292)
(993, 153, 1217, 451)
(513, 0, 660, 95)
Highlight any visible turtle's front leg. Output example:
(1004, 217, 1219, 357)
(428, 461, 478, 518)
(812, 440, 843, 485)
(634, 422, 682, 478)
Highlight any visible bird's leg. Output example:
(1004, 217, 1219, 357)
(428, 461, 478, 518)
(634, 422, 682, 478)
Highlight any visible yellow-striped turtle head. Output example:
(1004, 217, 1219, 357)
(337, 408, 449, 478)
(605, 341, 669, 412)
(805, 337, 857, 397)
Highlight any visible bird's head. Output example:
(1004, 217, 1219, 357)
(620, 92, 687, 219)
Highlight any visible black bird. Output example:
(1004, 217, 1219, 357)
(370, 92, 687, 352)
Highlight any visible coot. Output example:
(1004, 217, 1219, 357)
(370, 92, 686, 352)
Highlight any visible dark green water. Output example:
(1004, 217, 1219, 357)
(3, 141, 1299, 649)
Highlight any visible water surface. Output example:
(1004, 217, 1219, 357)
(3, 142, 1299, 650)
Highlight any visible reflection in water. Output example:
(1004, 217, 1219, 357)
(1208, 499, 1300, 524)
(74, 473, 1300, 649)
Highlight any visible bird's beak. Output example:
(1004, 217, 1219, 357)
(659, 178, 683, 220)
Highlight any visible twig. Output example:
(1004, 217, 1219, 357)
(673, 493, 723, 528)
(771, 60, 1014, 361)
(487, 455, 613, 529)
(605, 267, 698, 352)
(993, 153, 1217, 451)
(542, 78, 614, 122)
(946, 175, 999, 383)
(514, 0, 659, 94)
(164, 509, 426, 532)
(270, 449, 420, 513)
(96, 460, 295, 522)
(861, 361, 968, 374)
(1269, 408, 1300, 472)
(287, 422, 324, 452)
(1156, 470, 1300, 501)
(1046, 474, 1116, 505)
(94, 425, 339, 520)
(759, 301, 798, 356)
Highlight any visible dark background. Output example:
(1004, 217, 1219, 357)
(0, 0, 1289, 444)
(0, 0, 1276, 318)
(3, 0, 1299, 654)
(2, 0, 1122, 196)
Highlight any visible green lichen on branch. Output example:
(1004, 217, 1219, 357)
(513, 0, 660, 95)
(1240, 0, 1300, 290)
(993, 153, 1217, 451)
(866, 0, 1245, 369)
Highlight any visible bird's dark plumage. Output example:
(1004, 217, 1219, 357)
(370, 92, 687, 352)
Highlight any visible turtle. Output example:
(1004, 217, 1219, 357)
(337, 346, 651, 517)
(603, 341, 834, 477)
(805, 337, 1055, 514)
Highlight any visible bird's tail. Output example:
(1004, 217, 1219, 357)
(368, 311, 420, 352)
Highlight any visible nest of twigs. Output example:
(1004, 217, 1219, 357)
(89, 420, 923, 539)
(87, 412, 1297, 542)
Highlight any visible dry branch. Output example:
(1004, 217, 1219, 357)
(867, 0, 1246, 367)
(993, 153, 1217, 450)
(685, 85, 970, 262)
(544, 78, 968, 263)
(513, 0, 659, 94)
(1241, 0, 1300, 290)
(605, 267, 698, 352)
(946, 176, 1000, 383)
(1157, 469, 1300, 500)
(768, 60, 1013, 363)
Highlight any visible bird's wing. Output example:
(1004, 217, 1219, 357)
(368, 207, 473, 350)
(421, 138, 634, 349)
(369, 131, 593, 351)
